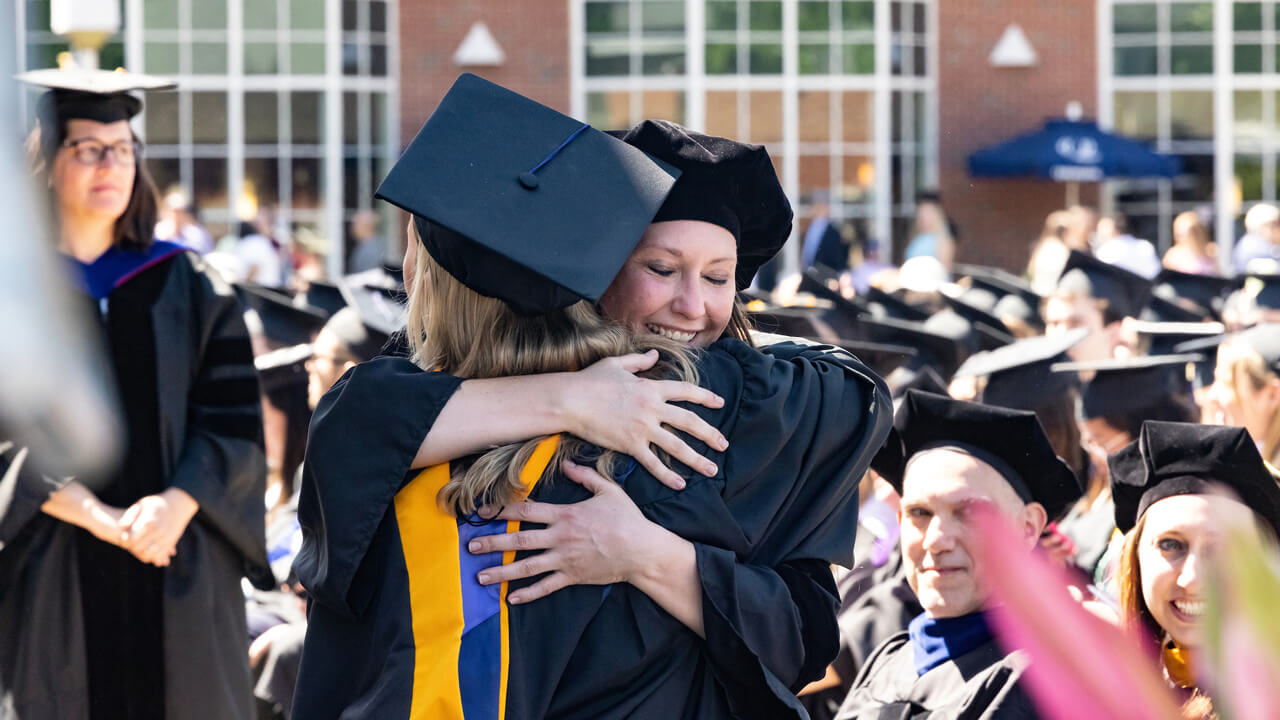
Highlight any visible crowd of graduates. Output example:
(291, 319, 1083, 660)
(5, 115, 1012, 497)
(4, 66, 1280, 720)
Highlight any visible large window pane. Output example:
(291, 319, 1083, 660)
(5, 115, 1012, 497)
(292, 92, 324, 144)
(586, 90, 631, 129)
(586, 1, 629, 33)
(587, 40, 630, 75)
(842, 155, 875, 200)
(291, 0, 325, 29)
(641, 45, 685, 74)
(1236, 44, 1263, 73)
(291, 43, 326, 74)
(749, 43, 782, 74)
(369, 1, 387, 32)
(192, 42, 228, 75)
(144, 0, 178, 29)
(1234, 91, 1264, 144)
(843, 1, 874, 30)
(1113, 3, 1157, 33)
(244, 92, 278, 144)
(244, 1, 277, 29)
(144, 92, 180, 145)
(748, 91, 783, 144)
(244, 158, 281, 208)
(1169, 3, 1212, 32)
(750, 2, 783, 31)
(706, 43, 738, 74)
(798, 1, 830, 31)
(642, 1, 684, 32)
(144, 42, 180, 74)
(1113, 91, 1158, 139)
(192, 93, 228, 144)
(370, 45, 387, 76)
(1234, 2, 1263, 31)
(192, 158, 228, 209)
(641, 90, 685, 124)
(799, 44, 832, 74)
(245, 43, 279, 74)
(842, 91, 873, 144)
(843, 43, 874, 74)
(1236, 155, 1264, 203)
(705, 90, 739, 138)
(1115, 46, 1157, 75)
(292, 158, 323, 209)
(1169, 91, 1214, 140)
(1170, 45, 1212, 74)
(706, 1, 737, 31)
(799, 155, 831, 198)
(798, 91, 831, 142)
(193, 0, 226, 29)
(147, 158, 180, 196)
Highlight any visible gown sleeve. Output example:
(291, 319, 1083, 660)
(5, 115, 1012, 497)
(0, 442, 65, 550)
(165, 259, 273, 585)
(678, 339, 892, 715)
(293, 357, 462, 618)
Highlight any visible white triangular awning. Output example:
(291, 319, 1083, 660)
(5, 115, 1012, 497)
(989, 24, 1037, 67)
(453, 22, 506, 67)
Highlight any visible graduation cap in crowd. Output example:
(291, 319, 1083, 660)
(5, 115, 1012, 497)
(953, 328, 1088, 411)
(829, 339, 918, 379)
(254, 343, 312, 394)
(18, 66, 176, 159)
(1199, 323, 1280, 375)
(951, 266, 1047, 334)
(925, 308, 1014, 354)
(323, 306, 394, 362)
(796, 269, 867, 336)
(1141, 294, 1211, 324)
(891, 390, 1082, 520)
(1239, 273, 1280, 312)
(747, 305, 837, 342)
(1109, 421, 1280, 537)
(855, 316, 968, 381)
(304, 280, 352, 317)
(939, 295, 1018, 349)
(862, 286, 932, 322)
(613, 119, 791, 290)
(1052, 354, 1203, 420)
(1056, 250, 1153, 320)
(1131, 320, 1225, 390)
(374, 74, 680, 316)
(235, 283, 328, 347)
(1153, 268, 1232, 318)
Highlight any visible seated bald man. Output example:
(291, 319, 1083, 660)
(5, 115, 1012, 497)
(836, 390, 1082, 720)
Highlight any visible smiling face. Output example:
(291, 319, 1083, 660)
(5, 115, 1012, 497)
(899, 449, 1047, 618)
(598, 220, 737, 348)
(1138, 493, 1256, 649)
(50, 118, 136, 226)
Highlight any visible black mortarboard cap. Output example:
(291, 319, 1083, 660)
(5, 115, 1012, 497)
(374, 74, 680, 316)
(954, 328, 1088, 411)
(892, 390, 1082, 519)
(1239, 274, 1280, 311)
(1153, 269, 1232, 317)
(1141, 294, 1211, 323)
(304, 280, 352, 318)
(940, 293, 1022, 346)
(1109, 421, 1280, 536)
(992, 293, 1045, 332)
(1052, 354, 1203, 420)
(1131, 320, 1224, 357)
(254, 343, 312, 394)
(613, 119, 791, 290)
(863, 286, 931, 322)
(954, 264, 1042, 308)
(925, 308, 1014, 354)
(1056, 250, 1153, 319)
(830, 339, 918, 379)
(18, 67, 176, 159)
(236, 283, 328, 347)
(323, 306, 391, 362)
(854, 316, 967, 379)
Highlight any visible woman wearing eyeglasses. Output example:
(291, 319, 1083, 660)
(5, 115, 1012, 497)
(0, 71, 270, 720)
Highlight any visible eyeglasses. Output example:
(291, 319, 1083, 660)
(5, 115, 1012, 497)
(61, 137, 143, 166)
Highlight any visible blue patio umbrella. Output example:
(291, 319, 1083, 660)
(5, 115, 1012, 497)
(968, 118, 1181, 204)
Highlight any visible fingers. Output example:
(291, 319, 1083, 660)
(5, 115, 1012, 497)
(560, 460, 617, 494)
(656, 380, 724, 410)
(494, 500, 562, 525)
(118, 503, 142, 532)
(615, 350, 659, 374)
(659, 405, 728, 452)
(648, 427, 717, 479)
(467, 528, 556, 555)
(476, 552, 557, 586)
(633, 447, 686, 491)
(508, 572, 572, 605)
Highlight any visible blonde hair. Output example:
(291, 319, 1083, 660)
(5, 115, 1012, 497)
(1216, 338, 1280, 466)
(404, 221, 699, 515)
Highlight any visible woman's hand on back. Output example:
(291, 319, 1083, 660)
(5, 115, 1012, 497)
(562, 350, 727, 490)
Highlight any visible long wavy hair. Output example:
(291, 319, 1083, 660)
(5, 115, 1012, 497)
(404, 221, 700, 515)
(1216, 338, 1280, 466)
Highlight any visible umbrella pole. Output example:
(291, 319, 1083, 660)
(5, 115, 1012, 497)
(1065, 180, 1079, 208)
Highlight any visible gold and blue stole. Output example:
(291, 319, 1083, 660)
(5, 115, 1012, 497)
(392, 434, 561, 720)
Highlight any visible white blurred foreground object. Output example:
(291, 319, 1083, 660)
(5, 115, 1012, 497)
(0, 14, 121, 479)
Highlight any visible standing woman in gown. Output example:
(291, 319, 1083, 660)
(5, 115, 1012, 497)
(0, 69, 271, 719)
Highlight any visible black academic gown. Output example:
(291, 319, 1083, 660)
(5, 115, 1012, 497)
(0, 252, 272, 720)
(835, 632, 1039, 720)
(292, 338, 892, 719)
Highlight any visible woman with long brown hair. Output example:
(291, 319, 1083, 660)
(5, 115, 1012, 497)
(1110, 421, 1280, 717)
(293, 75, 891, 719)
(0, 69, 270, 719)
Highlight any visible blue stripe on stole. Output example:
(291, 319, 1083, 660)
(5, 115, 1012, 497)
(457, 518, 506, 720)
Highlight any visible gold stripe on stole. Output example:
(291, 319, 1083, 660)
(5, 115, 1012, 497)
(395, 462, 466, 720)
(395, 435, 561, 720)
(499, 434, 561, 720)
